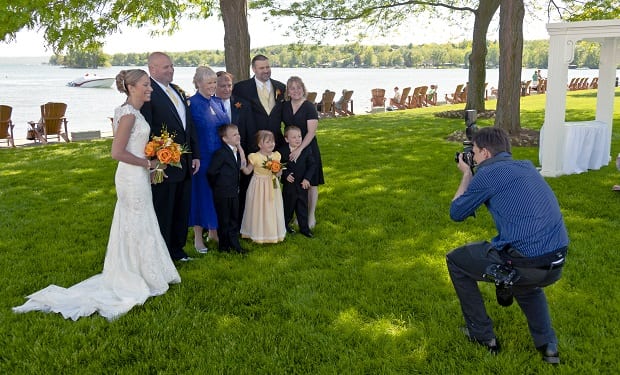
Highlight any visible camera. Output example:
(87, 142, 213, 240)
(454, 109, 478, 172)
(483, 264, 521, 307)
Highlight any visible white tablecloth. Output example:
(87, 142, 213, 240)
(562, 120, 609, 174)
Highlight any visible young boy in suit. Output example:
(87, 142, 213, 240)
(207, 124, 248, 254)
(278, 125, 316, 238)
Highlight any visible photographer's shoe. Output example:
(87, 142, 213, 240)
(536, 343, 560, 364)
(461, 327, 500, 355)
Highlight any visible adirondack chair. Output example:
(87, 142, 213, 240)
(393, 87, 411, 109)
(370, 88, 386, 109)
(28, 102, 70, 144)
(318, 90, 336, 118)
(335, 90, 354, 116)
(445, 84, 464, 104)
(408, 86, 422, 108)
(0, 105, 15, 148)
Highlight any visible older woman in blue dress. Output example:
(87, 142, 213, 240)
(189, 66, 229, 252)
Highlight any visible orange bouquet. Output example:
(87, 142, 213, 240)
(262, 155, 286, 189)
(144, 126, 189, 184)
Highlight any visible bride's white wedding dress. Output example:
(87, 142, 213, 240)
(13, 104, 180, 321)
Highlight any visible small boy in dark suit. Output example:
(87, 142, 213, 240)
(207, 124, 248, 254)
(278, 125, 316, 238)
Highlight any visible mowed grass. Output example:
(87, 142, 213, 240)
(1, 90, 619, 374)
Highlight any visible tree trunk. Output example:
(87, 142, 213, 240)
(466, 0, 501, 112)
(220, 0, 251, 82)
(495, 0, 524, 134)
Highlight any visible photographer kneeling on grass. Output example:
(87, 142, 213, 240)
(447, 127, 568, 364)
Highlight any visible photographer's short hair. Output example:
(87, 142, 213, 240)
(472, 127, 511, 156)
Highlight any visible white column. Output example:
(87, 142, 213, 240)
(540, 33, 572, 177)
(596, 37, 618, 165)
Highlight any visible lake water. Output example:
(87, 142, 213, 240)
(0, 59, 611, 139)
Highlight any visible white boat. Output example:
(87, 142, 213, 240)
(67, 74, 115, 88)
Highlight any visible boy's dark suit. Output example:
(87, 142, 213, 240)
(228, 95, 255, 219)
(141, 80, 200, 261)
(207, 145, 244, 253)
(232, 77, 286, 147)
(278, 145, 316, 234)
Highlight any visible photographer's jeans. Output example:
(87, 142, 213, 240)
(446, 241, 562, 348)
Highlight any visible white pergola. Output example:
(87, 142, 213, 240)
(539, 19, 620, 177)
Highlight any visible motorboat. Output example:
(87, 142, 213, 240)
(67, 73, 115, 88)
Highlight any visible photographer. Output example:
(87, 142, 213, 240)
(447, 127, 568, 364)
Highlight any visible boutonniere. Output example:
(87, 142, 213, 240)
(234, 102, 242, 109)
(275, 89, 282, 98)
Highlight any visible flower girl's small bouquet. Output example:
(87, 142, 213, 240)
(262, 156, 286, 189)
(144, 127, 189, 184)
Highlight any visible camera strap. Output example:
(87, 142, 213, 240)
(499, 246, 567, 268)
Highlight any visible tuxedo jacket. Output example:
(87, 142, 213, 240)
(228, 95, 256, 154)
(232, 77, 286, 147)
(278, 145, 316, 194)
(141, 79, 200, 183)
(207, 145, 241, 199)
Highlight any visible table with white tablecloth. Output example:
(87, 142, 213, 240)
(540, 120, 610, 175)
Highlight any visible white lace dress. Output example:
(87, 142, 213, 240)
(13, 104, 181, 321)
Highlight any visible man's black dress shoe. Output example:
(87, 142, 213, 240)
(234, 247, 248, 255)
(461, 327, 500, 355)
(286, 226, 296, 234)
(537, 343, 560, 364)
(300, 230, 314, 238)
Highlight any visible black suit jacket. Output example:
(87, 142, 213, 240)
(227, 95, 256, 154)
(141, 79, 200, 183)
(232, 77, 286, 147)
(278, 145, 316, 194)
(207, 145, 241, 199)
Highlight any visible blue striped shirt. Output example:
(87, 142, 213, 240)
(450, 152, 569, 257)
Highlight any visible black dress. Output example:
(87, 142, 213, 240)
(282, 100, 324, 185)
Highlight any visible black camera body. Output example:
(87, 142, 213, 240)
(484, 264, 521, 307)
(454, 109, 478, 172)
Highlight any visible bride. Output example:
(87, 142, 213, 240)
(13, 69, 181, 321)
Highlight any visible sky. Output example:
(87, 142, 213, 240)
(0, 10, 554, 58)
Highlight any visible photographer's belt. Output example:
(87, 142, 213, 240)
(499, 246, 567, 270)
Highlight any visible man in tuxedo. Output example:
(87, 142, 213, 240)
(216, 71, 255, 218)
(232, 54, 286, 148)
(141, 52, 201, 262)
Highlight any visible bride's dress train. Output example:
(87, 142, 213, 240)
(13, 104, 180, 321)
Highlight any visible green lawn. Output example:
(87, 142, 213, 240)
(1, 90, 619, 374)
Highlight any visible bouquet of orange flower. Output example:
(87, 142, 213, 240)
(144, 127, 189, 184)
(262, 155, 286, 189)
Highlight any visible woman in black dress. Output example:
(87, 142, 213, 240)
(282, 76, 324, 229)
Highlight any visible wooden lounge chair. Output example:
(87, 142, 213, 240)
(417, 86, 428, 107)
(335, 90, 354, 116)
(0, 105, 15, 148)
(537, 78, 547, 93)
(393, 87, 411, 110)
(589, 77, 599, 89)
(579, 77, 589, 90)
(28, 102, 70, 144)
(521, 80, 531, 96)
(318, 90, 336, 118)
(445, 84, 464, 104)
(568, 78, 580, 90)
(370, 88, 386, 110)
(408, 87, 422, 108)
(306, 92, 317, 107)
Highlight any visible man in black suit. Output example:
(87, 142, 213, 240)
(216, 71, 255, 219)
(278, 125, 316, 238)
(207, 124, 247, 254)
(232, 54, 286, 148)
(141, 52, 201, 262)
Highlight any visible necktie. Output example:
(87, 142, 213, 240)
(259, 84, 271, 114)
(166, 86, 179, 107)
